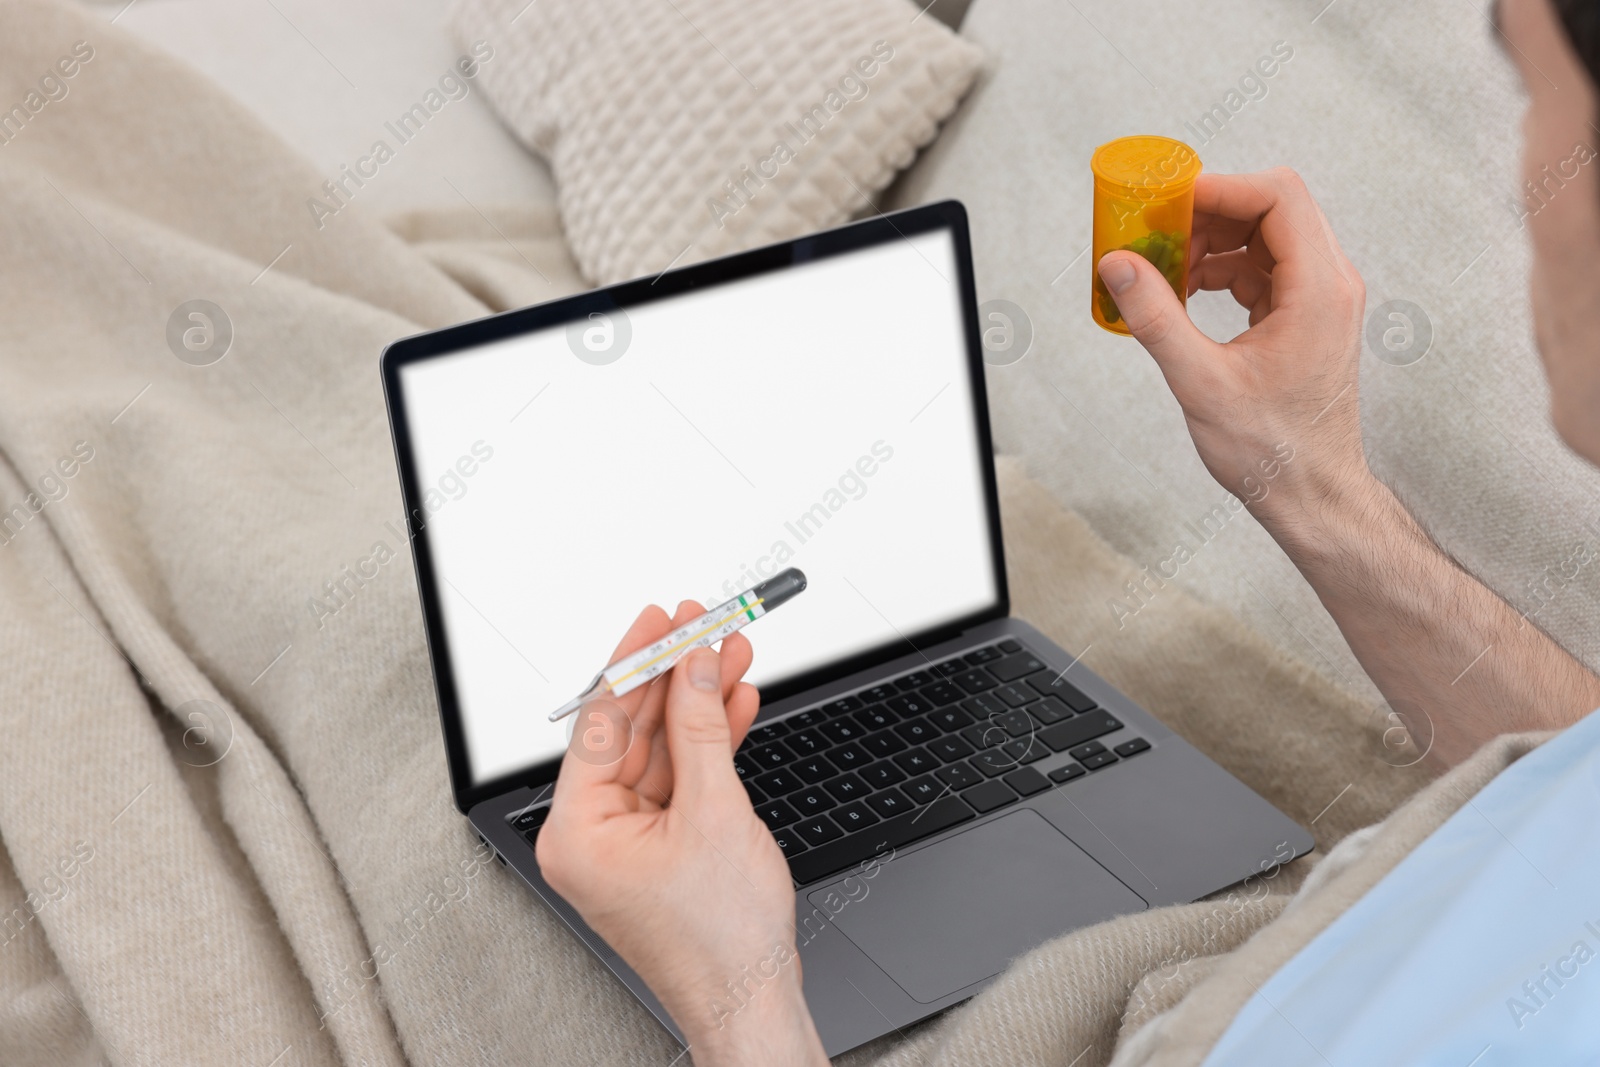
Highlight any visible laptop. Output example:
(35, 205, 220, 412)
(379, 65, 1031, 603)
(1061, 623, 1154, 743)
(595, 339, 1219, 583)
(380, 200, 1313, 1057)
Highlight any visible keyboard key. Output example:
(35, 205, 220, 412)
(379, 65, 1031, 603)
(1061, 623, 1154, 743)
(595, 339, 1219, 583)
(757, 800, 799, 830)
(790, 784, 836, 814)
(830, 800, 879, 831)
(790, 709, 829, 729)
(860, 731, 908, 759)
(823, 773, 869, 802)
(896, 670, 934, 690)
(893, 717, 939, 745)
(747, 722, 789, 745)
(853, 704, 897, 731)
(1027, 698, 1073, 726)
(819, 718, 866, 745)
(783, 730, 825, 757)
(921, 681, 964, 706)
(953, 669, 998, 694)
(771, 826, 807, 857)
(1069, 741, 1107, 762)
(822, 695, 863, 716)
(962, 692, 1008, 718)
(1048, 763, 1087, 784)
(901, 775, 947, 804)
(965, 645, 1003, 665)
(990, 652, 1047, 683)
(936, 760, 983, 790)
(928, 736, 976, 763)
(787, 796, 975, 885)
(970, 751, 1016, 777)
(511, 806, 549, 834)
(1003, 766, 1051, 797)
(928, 707, 975, 732)
(734, 753, 759, 781)
(1001, 737, 1052, 764)
(829, 743, 870, 771)
(793, 755, 839, 784)
(999, 638, 1022, 653)
(1040, 711, 1124, 753)
(963, 780, 1019, 814)
(1114, 738, 1152, 759)
(858, 761, 907, 789)
(861, 684, 897, 703)
(995, 709, 1035, 737)
(960, 722, 1008, 751)
(994, 683, 1035, 708)
(748, 743, 795, 769)
(743, 780, 765, 805)
(794, 815, 845, 847)
(886, 693, 935, 719)
(1082, 750, 1120, 771)
(892, 747, 938, 775)
(867, 790, 915, 819)
(1025, 672, 1098, 712)
(933, 658, 967, 678)
(755, 768, 802, 796)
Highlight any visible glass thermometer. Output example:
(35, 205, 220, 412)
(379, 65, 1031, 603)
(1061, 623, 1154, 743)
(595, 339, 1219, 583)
(547, 568, 807, 721)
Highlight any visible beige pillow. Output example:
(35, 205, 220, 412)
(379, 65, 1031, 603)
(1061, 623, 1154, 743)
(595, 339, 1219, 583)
(452, 0, 984, 285)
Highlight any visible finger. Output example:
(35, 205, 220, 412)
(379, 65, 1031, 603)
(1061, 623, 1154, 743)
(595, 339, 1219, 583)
(552, 603, 674, 796)
(662, 648, 744, 810)
(1192, 211, 1276, 276)
(726, 681, 761, 753)
(1191, 250, 1274, 323)
(606, 603, 675, 663)
(621, 599, 709, 789)
(718, 630, 753, 696)
(634, 724, 675, 807)
(550, 697, 645, 824)
(1098, 250, 1222, 388)
(1193, 169, 1342, 291)
(634, 600, 707, 736)
(717, 632, 758, 748)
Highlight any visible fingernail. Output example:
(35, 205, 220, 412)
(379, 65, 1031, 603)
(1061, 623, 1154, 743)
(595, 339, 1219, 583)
(687, 650, 720, 691)
(1099, 257, 1136, 294)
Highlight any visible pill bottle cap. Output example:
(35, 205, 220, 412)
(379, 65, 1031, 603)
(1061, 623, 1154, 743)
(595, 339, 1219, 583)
(1091, 136, 1202, 199)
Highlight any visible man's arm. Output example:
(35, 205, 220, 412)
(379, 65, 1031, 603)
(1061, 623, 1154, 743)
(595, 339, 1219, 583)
(1097, 168, 1600, 766)
(1261, 450, 1600, 765)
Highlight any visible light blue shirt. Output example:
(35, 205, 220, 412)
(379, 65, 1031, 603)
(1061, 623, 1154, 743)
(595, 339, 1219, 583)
(1201, 708, 1600, 1066)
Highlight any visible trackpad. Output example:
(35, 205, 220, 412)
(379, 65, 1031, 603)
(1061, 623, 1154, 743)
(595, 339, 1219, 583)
(815, 809, 1147, 1003)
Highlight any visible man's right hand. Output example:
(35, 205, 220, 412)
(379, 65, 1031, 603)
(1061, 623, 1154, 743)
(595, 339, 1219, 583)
(1099, 167, 1600, 765)
(1096, 168, 1372, 534)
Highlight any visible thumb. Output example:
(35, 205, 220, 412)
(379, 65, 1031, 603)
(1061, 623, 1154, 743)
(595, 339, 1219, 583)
(663, 648, 743, 809)
(1098, 251, 1215, 376)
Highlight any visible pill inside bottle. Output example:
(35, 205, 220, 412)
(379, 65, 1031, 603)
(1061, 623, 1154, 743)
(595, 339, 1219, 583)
(1090, 136, 1203, 336)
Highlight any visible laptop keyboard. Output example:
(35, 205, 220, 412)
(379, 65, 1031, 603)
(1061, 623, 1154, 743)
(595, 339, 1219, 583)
(506, 637, 1152, 886)
(734, 638, 1151, 886)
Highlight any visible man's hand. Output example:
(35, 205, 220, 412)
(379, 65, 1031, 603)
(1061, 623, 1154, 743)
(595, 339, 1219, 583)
(1097, 168, 1370, 535)
(535, 602, 827, 1066)
(1100, 167, 1600, 765)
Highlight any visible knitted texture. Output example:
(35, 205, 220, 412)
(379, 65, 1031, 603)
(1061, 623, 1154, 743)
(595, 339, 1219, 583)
(451, 0, 985, 284)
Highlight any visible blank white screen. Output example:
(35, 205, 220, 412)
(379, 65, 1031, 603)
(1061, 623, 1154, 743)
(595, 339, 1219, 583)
(399, 228, 998, 785)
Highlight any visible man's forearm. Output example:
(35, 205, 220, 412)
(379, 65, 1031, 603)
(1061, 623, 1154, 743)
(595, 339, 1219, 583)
(1259, 465, 1600, 766)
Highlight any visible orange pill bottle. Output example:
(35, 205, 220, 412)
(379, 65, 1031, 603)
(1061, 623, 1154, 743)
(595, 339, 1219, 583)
(1090, 136, 1202, 335)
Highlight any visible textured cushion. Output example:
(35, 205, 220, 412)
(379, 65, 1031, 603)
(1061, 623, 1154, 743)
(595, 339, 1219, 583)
(452, 0, 984, 284)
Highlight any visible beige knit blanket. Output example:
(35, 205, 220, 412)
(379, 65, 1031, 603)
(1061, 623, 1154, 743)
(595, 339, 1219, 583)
(0, 4, 1546, 1065)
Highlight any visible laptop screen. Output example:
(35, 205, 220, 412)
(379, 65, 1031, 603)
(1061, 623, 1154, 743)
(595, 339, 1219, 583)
(395, 221, 1001, 789)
